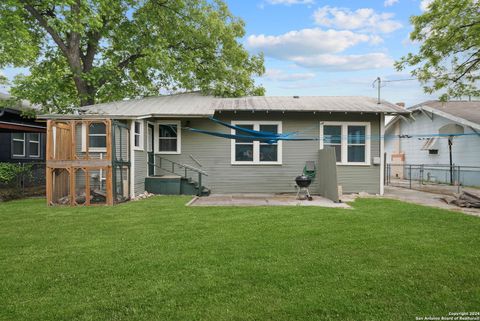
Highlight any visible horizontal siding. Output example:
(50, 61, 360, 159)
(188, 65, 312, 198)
(133, 120, 148, 195)
(145, 112, 381, 195)
(385, 113, 480, 167)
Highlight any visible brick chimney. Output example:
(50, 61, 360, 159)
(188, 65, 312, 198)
(396, 102, 405, 108)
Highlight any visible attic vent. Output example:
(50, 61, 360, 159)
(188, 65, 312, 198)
(293, 96, 300, 99)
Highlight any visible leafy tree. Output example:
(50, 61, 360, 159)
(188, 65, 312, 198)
(395, 0, 480, 100)
(0, 0, 265, 113)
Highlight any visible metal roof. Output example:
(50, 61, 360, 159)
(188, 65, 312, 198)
(38, 92, 409, 119)
(386, 100, 480, 132)
(215, 95, 407, 113)
(410, 100, 480, 126)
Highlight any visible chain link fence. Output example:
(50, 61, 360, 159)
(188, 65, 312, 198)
(385, 163, 480, 194)
(0, 162, 46, 201)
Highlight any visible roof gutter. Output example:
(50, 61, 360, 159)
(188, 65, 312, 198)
(37, 107, 410, 120)
(37, 113, 215, 120)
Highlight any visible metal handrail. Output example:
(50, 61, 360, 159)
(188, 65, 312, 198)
(154, 156, 208, 176)
(149, 156, 208, 196)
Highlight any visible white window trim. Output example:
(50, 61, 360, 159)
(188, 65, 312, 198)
(81, 123, 107, 153)
(28, 133, 41, 158)
(319, 121, 371, 166)
(156, 120, 181, 154)
(12, 133, 26, 157)
(230, 120, 283, 165)
(133, 120, 144, 151)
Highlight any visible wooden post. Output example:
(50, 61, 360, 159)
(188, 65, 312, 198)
(106, 166, 113, 205)
(85, 121, 90, 160)
(46, 167, 52, 205)
(106, 119, 112, 162)
(46, 120, 53, 161)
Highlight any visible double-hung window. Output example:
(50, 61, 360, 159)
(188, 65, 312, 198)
(29, 133, 40, 158)
(157, 121, 181, 154)
(133, 121, 144, 150)
(231, 121, 282, 165)
(12, 133, 25, 157)
(82, 122, 107, 152)
(320, 122, 370, 165)
(323, 125, 342, 162)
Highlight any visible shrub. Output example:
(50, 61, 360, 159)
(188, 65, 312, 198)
(0, 163, 32, 185)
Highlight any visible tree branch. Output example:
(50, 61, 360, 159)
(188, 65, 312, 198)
(19, 0, 69, 55)
(96, 52, 146, 88)
(117, 53, 146, 69)
(152, 0, 188, 20)
(82, 30, 101, 72)
(455, 49, 480, 71)
(452, 58, 480, 83)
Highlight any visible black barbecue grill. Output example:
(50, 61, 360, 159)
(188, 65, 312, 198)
(295, 175, 312, 188)
(295, 161, 316, 201)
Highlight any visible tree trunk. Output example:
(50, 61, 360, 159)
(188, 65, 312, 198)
(72, 74, 95, 107)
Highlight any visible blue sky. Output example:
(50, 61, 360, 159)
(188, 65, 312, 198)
(227, 0, 435, 106)
(1, 0, 435, 106)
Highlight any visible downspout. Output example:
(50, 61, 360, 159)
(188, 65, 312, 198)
(380, 113, 385, 195)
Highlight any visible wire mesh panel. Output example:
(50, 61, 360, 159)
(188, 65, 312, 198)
(74, 168, 87, 205)
(112, 121, 131, 204)
(89, 168, 108, 205)
(114, 166, 130, 203)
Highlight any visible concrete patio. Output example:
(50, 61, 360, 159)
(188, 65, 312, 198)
(188, 193, 351, 208)
(186, 187, 480, 217)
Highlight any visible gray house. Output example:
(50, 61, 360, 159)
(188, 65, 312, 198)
(385, 100, 480, 186)
(40, 93, 407, 205)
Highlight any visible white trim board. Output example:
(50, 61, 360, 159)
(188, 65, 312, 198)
(130, 120, 136, 198)
(380, 114, 385, 195)
(133, 120, 144, 151)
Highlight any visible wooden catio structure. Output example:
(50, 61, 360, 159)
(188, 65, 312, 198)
(46, 119, 131, 206)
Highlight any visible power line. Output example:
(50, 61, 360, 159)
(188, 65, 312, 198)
(372, 76, 421, 104)
(382, 77, 419, 83)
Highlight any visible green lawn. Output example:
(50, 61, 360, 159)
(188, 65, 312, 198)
(0, 197, 479, 321)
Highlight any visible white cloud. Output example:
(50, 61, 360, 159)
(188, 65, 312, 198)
(246, 28, 371, 59)
(384, 0, 399, 7)
(420, 0, 433, 11)
(313, 6, 402, 33)
(369, 35, 384, 45)
(263, 68, 316, 81)
(266, 0, 314, 5)
(290, 53, 393, 71)
(247, 27, 393, 72)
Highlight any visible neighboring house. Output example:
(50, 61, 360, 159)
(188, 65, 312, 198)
(0, 93, 46, 163)
(39, 93, 407, 205)
(385, 100, 480, 185)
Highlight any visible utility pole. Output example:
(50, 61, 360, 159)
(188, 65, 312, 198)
(372, 77, 381, 104)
